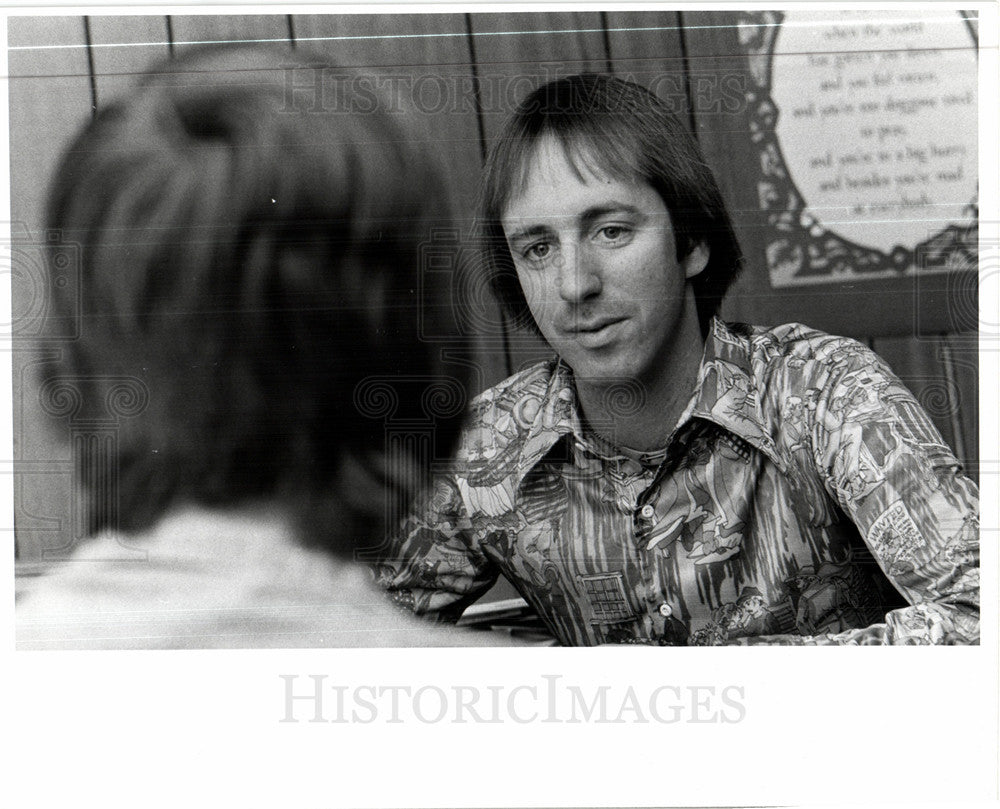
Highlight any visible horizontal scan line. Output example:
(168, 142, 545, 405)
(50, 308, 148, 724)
(9, 15, 974, 52)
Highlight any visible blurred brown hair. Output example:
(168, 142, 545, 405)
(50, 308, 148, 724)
(42, 44, 465, 551)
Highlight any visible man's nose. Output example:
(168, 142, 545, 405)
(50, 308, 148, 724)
(556, 244, 602, 303)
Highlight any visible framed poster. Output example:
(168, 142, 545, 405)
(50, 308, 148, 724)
(704, 9, 979, 336)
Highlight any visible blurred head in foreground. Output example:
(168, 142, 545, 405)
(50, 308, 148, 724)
(42, 44, 464, 553)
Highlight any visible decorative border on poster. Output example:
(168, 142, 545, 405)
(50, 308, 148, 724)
(737, 10, 979, 288)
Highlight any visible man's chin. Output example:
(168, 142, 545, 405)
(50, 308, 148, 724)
(565, 359, 646, 391)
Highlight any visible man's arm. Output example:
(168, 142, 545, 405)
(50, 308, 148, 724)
(742, 344, 979, 645)
(374, 474, 500, 622)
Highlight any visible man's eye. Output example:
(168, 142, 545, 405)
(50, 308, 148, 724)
(524, 243, 551, 261)
(596, 225, 632, 243)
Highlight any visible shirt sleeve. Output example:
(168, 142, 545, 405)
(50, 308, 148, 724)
(741, 342, 979, 646)
(373, 473, 499, 621)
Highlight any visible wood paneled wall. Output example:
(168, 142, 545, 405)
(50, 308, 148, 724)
(9, 13, 978, 563)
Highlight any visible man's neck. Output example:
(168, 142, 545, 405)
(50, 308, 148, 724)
(574, 314, 707, 453)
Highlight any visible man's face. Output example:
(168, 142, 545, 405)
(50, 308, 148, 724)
(501, 136, 707, 385)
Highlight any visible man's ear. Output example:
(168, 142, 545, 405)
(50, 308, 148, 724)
(682, 242, 710, 280)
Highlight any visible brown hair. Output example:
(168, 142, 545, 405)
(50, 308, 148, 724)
(478, 73, 743, 337)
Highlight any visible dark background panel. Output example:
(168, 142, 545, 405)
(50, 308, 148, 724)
(605, 10, 689, 130)
(871, 336, 955, 447)
(678, 10, 771, 330)
(872, 333, 978, 480)
(467, 11, 609, 145)
(940, 332, 978, 479)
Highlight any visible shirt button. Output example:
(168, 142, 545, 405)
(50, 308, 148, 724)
(658, 602, 673, 618)
(640, 504, 655, 519)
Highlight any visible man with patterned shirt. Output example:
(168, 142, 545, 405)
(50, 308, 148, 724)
(375, 74, 979, 646)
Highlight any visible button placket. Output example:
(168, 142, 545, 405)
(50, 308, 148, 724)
(632, 477, 668, 636)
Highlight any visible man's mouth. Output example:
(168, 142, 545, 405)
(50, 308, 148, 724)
(563, 317, 626, 346)
(566, 317, 625, 334)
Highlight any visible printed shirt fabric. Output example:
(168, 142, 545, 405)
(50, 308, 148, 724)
(375, 319, 980, 646)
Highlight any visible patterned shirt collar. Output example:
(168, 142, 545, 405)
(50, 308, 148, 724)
(512, 358, 581, 485)
(684, 318, 783, 468)
(513, 318, 785, 488)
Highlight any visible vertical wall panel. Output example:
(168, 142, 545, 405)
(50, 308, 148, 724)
(11, 344, 72, 565)
(9, 17, 94, 563)
(9, 17, 93, 241)
(673, 11, 766, 328)
(605, 10, 690, 131)
(88, 16, 171, 108)
(290, 14, 509, 394)
(941, 332, 978, 479)
(292, 15, 482, 215)
(871, 336, 963, 464)
(467, 12, 608, 376)
(466, 12, 607, 147)
(870, 334, 977, 479)
(168, 15, 291, 51)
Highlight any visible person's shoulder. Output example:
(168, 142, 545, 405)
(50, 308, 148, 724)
(743, 321, 881, 372)
(456, 358, 563, 473)
(468, 358, 559, 410)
